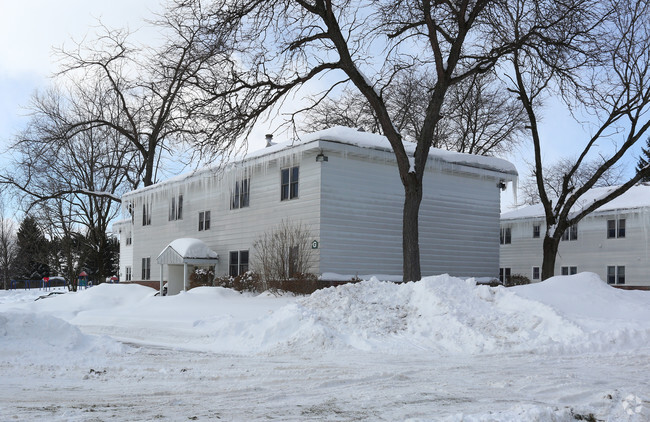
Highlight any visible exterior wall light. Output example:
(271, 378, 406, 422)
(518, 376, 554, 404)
(316, 152, 328, 162)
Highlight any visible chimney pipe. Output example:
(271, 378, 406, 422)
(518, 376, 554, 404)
(265, 134, 274, 147)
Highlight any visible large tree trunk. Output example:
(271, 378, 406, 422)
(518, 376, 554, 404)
(403, 174, 423, 282)
(541, 235, 559, 280)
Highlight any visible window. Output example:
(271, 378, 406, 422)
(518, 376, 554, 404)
(231, 178, 250, 209)
(141, 257, 151, 280)
(169, 194, 183, 221)
(532, 266, 540, 281)
(281, 166, 299, 201)
(499, 267, 511, 284)
(142, 203, 151, 226)
(198, 211, 211, 231)
(125, 266, 132, 281)
(500, 227, 511, 245)
(533, 225, 540, 239)
(607, 266, 625, 285)
(561, 224, 578, 241)
(607, 218, 625, 239)
(126, 232, 132, 246)
(229, 250, 249, 277)
(561, 266, 577, 276)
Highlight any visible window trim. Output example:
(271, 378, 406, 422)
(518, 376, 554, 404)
(281, 166, 299, 201)
(561, 265, 578, 276)
(125, 266, 132, 282)
(231, 178, 251, 209)
(561, 224, 578, 241)
(198, 210, 211, 231)
(169, 194, 184, 221)
(499, 267, 511, 284)
(500, 227, 511, 245)
(532, 266, 540, 281)
(142, 203, 152, 226)
(607, 265, 626, 285)
(607, 218, 625, 239)
(533, 225, 540, 239)
(141, 257, 151, 280)
(229, 250, 249, 277)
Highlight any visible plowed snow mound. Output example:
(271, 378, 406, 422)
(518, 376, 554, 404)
(211, 273, 650, 354)
(0, 311, 127, 365)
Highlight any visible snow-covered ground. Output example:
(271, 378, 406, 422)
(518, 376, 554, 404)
(1, 273, 649, 421)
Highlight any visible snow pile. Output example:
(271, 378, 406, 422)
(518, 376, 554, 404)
(1, 273, 649, 357)
(0, 311, 126, 366)
(197, 273, 650, 355)
(253, 275, 588, 354)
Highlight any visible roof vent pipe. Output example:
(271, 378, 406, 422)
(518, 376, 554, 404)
(265, 134, 275, 147)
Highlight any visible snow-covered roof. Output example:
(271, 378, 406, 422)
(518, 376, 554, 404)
(157, 238, 219, 265)
(502, 183, 650, 221)
(124, 126, 517, 198)
(250, 126, 518, 176)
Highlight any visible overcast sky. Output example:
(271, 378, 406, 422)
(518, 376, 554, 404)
(0, 1, 643, 212)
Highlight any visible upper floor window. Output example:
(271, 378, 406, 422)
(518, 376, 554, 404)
(229, 250, 249, 277)
(169, 194, 183, 221)
(198, 211, 211, 231)
(281, 166, 299, 201)
(142, 203, 152, 226)
(126, 232, 132, 246)
(533, 225, 540, 238)
(500, 227, 511, 245)
(561, 224, 578, 241)
(607, 265, 625, 285)
(607, 218, 625, 239)
(231, 178, 250, 209)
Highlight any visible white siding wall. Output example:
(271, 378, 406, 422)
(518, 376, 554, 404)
(320, 144, 503, 279)
(120, 139, 512, 284)
(124, 150, 322, 283)
(500, 210, 650, 286)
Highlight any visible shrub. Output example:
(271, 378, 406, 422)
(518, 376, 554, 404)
(213, 271, 263, 293)
(267, 273, 320, 295)
(189, 267, 215, 289)
(253, 219, 315, 287)
(505, 274, 531, 287)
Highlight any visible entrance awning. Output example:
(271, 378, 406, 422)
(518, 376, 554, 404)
(156, 238, 219, 265)
(156, 238, 219, 296)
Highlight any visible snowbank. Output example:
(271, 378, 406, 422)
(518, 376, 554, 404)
(0, 311, 126, 366)
(197, 273, 650, 355)
(1, 273, 649, 357)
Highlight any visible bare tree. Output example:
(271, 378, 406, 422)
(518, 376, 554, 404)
(1, 88, 129, 285)
(0, 204, 16, 290)
(504, 0, 650, 279)
(253, 220, 315, 289)
(518, 159, 625, 206)
(49, 4, 232, 188)
(637, 136, 650, 182)
(175, 0, 591, 281)
(303, 70, 526, 156)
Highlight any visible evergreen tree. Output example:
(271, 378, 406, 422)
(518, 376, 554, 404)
(638, 137, 650, 182)
(11, 216, 50, 279)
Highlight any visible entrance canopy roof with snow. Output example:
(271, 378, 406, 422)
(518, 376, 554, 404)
(156, 238, 219, 266)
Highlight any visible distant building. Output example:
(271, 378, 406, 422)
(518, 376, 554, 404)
(114, 126, 517, 294)
(500, 184, 650, 287)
